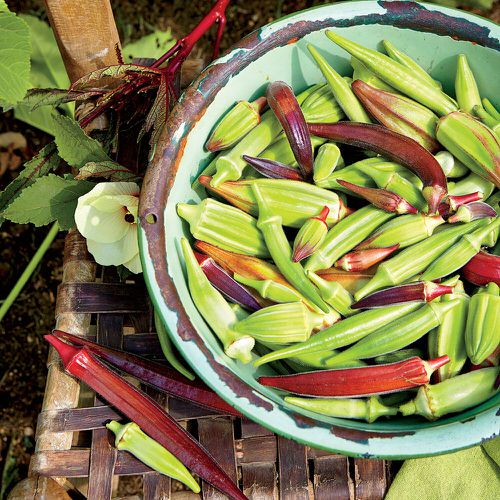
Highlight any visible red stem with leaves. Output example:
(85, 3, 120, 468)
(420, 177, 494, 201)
(79, 0, 230, 128)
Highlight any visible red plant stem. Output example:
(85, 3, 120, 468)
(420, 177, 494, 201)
(352, 281, 454, 309)
(45, 335, 246, 500)
(259, 356, 449, 397)
(79, 0, 230, 128)
(308, 122, 447, 213)
(52, 330, 241, 417)
(461, 251, 500, 286)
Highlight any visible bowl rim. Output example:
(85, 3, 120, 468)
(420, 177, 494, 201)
(139, 0, 500, 458)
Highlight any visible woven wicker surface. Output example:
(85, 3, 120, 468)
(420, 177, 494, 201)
(29, 230, 393, 499)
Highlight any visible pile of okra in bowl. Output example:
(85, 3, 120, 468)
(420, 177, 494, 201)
(139, 1, 500, 457)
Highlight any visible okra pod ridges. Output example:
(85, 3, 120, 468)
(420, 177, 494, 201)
(326, 30, 458, 116)
(106, 421, 200, 493)
(252, 184, 330, 313)
(400, 367, 499, 420)
(284, 396, 397, 422)
(307, 44, 371, 123)
(180, 238, 255, 364)
(253, 302, 419, 367)
(355, 219, 488, 300)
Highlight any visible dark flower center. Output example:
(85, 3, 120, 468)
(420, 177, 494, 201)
(124, 213, 135, 223)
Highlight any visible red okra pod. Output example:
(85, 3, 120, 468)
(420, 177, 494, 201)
(335, 245, 400, 272)
(461, 251, 500, 286)
(438, 192, 484, 218)
(45, 335, 246, 500)
(194, 252, 262, 311)
(52, 330, 241, 417)
(242, 155, 304, 181)
(308, 122, 448, 213)
(447, 201, 497, 223)
(267, 81, 313, 178)
(258, 355, 449, 397)
(352, 281, 454, 310)
(337, 180, 417, 215)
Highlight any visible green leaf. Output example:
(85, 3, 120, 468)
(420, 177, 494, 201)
(52, 114, 112, 167)
(76, 161, 138, 181)
(0, 142, 60, 226)
(122, 29, 176, 62)
(71, 64, 161, 91)
(3, 173, 94, 230)
(19, 15, 70, 89)
(0, 6, 31, 105)
(12, 15, 72, 134)
(24, 88, 102, 109)
(14, 102, 60, 136)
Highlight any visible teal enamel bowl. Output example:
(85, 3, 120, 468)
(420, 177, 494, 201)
(139, 1, 500, 458)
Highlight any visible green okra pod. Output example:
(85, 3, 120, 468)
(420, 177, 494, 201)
(305, 205, 395, 272)
(315, 164, 376, 191)
(107, 421, 200, 493)
(285, 351, 366, 371)
(421, 217, 500, 281)
(253, 302, 419, 366)
(154, 310, 195, 380)
(180, 238, 255, 363)
(427, 284, 469, 381)
(326, 31, 457, 116)
(234, 302, 329, 343)
(252, 184, 330, 313)
(206, 97, 267, 152)
(307, 271, 355, 317)
(382, 39, 441, 89)
(356, 213, 445, 250)
(177, 198, 269, 257)
(448, 172, 495, 199)
(455, 54, 482, 115)
(260, 134, 326, 168)
(313, 142, 344, 185)
(307, 44, 371, 123)
(473, 105, 500, 130)
(329, 300, 458, 365)
(233, 273, 302, 304)
(351, 56, 395, 92)
(465, 282, 500, 365)
(199, 177, 344, 229)
(399, 367, 499, 420)
(301, 83, 345, 123)
(436, 111, 500, 188)
(361, 163, 427, 211)
(285, 396, 397, 422)
(355, 219, 488, 300)
(435, 151, 469, 179)
(374, 348, 424, 365)
(482, 98, 500, 122)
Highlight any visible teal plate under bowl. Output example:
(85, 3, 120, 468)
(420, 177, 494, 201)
(139, 1, 500, 458)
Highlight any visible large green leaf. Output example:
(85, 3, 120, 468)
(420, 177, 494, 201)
(0, 4, 31, 105)
(3, 173, 94, 230)
(122, 29, 176, 62)
(0, 143, 61, 226)
(52, 115, 112, 167)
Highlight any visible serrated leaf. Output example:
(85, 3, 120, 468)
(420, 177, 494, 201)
(122, 29, 176, 62)
(76, 161, 137, 181)
(24, 88, 103, 110)
(0, 142, 60, 226)
(71, 64, 162, 92)
(141, 73, 167, 153)
(52, 114, 112, 167)
(0, 7, 31, 105)
(3, 173, 94, 230)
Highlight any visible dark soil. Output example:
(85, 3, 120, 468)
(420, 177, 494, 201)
(1, 0, 499, 497)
